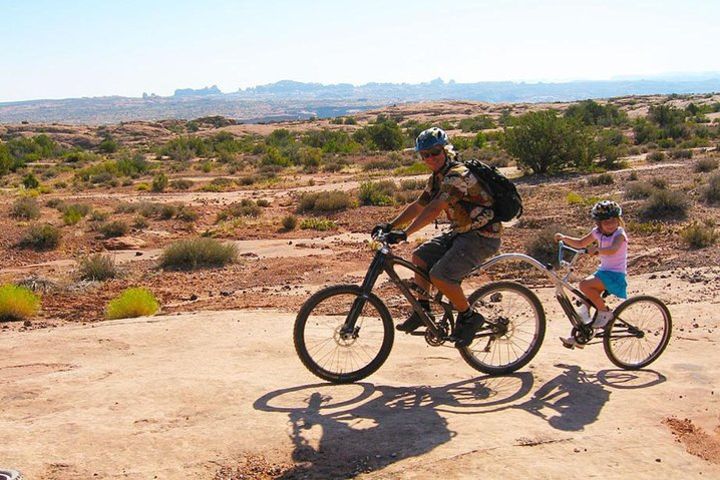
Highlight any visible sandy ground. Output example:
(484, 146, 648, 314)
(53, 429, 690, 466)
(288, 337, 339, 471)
(1, 271, 719, 479)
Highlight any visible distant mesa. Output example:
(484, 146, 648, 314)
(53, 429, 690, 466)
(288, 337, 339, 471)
(173, 85, 223, 97)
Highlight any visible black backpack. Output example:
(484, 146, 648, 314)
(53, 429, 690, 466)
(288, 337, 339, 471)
(463, 159, 523, 223)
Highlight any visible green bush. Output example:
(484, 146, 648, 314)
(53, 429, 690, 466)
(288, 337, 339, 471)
(640, 189, 689, 220)
(565, 100, 627, 127)
(256, 199, 270, 207)
(649, 177, 667, 190)
(99, 220, 129, 238)
(647, 151, 666, 162)
(10, 197, 40, 220)
(587, 173, 614, 186)
(700, 172, 720, 204)
(458, 115, 496, 132)
(680, 222, 718, 249)
(502, 110, 595, 174)
(694, 158, 718, 173)
(19, 224, 61, 250)
(352, 119, 405, 151)
(22, 173, 40, 189)
(0, 284, 40, 321)
(282, 214, 298, 231)
(160, 238, 238, 270)
(152, 173, 169, 192)
(77, 254, 117, 281)
(297, 191, 353, 214)
(670, 149, 693, 159)
(62, 203, 91, 225)
(217, 199, 261, 221)
(105, 287, 159, 320)
(159, 204, 178, 220)
(300, 217, 337, 231)
(625, 182, 656, 200)
(176, 206, 199, 223)
(170, 179, 194, 190)
(358, 180, 396, 206)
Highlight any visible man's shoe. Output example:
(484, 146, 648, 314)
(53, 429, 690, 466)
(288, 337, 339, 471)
(396, 311, 425, 332)
(560, 336, 585, 349)
(453, 310, 485, 347)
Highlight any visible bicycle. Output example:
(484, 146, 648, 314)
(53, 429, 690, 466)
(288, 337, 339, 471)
(293, 231, 546, 383)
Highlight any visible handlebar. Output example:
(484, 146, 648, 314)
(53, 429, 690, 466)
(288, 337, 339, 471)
(558, 241, 587, 269)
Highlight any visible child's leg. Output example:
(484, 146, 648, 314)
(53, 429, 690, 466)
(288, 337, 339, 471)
(580, 276, 608, 311)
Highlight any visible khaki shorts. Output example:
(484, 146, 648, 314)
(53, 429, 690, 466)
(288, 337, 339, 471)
(414, 230, 501, 284)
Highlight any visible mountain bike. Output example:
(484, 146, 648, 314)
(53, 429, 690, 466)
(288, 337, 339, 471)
(293, 231, 546, 383)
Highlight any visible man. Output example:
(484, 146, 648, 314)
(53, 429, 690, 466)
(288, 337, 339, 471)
(373, 127, 502, 347)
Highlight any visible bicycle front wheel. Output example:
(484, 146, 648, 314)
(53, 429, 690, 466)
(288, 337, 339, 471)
(460, 281, 546, 375)
(603, 295, 672, 370)
(294, 285, 395, 383)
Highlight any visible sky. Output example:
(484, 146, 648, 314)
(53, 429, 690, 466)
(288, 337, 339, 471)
(2, 0, 719, 102)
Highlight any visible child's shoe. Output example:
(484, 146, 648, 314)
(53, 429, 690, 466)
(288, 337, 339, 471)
(560, 335, 585, 349)
(577, 303, 592, 325)
(593, 310, 614, 329)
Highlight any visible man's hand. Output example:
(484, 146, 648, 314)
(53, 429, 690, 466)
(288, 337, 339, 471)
(371, 222, 393, 237)
(385, 230, 407, 244)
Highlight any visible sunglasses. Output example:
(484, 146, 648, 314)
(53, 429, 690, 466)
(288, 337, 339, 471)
(419, 147, 444, 159)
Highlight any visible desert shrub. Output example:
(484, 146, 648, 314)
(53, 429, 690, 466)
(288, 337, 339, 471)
(624, 182, 656, 200)
(694, 158, 719, 173)
(159, 238, 238, 270)
(352, 119, 405, 151)
(358, 180, 396, 206)
(61, 203, 91, 225)
(302, 129, 360, 154)
(297, 191, 353, 213)
(19, 224, 61, 250)
(159, 204, 178, 220)
(640, 189, 689, 220)
(176, 206, 198, 222)
(670, 149, 693, 160)
(22, 173, 40, 189)
(282, 214, 298, 231)
(565, 100, 627, 127)
(90, 210, 110, 222)
(132, 216, 148, 229)
(587, 173, 614, 186)
(626, 220, 664, 235)
(524, 225, 563, 267)
(217, 199, 261, 221)
(0, 284, 40, 321)
(256, 199, 271, 207)
(502, 110, 595, 174)
(395, 161, 430, 176)
(99, 220, 129, 238)
(680, 222, 718, 249)
(105, 287, 159, 320)
(700, 172, 720, 204)
(566, 192, 600, 207)
(458, 115, 496, 132)
(170, 179, 194, 190)
(400, 178, 425, 191)
(300, 217, 337, 231)
(77, 254, 117, 281)
(647, 151, 666, 162)
(151, 173, 169, 192)
(10, 197, 40, 220)
(98, 137, 119, 154)
(649, 177, 668, 189)
(238, 175, 257, 186)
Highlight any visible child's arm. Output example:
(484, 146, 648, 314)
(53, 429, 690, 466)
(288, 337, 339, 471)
(588, 232, 626, 255)
(554, 231, 595, 249)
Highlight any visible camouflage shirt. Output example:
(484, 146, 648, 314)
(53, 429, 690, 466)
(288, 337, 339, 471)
(417, 161, 502, 237)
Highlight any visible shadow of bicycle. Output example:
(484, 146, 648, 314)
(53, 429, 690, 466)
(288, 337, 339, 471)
(513, 364, 667, 432)
(253, 373, 534, 479)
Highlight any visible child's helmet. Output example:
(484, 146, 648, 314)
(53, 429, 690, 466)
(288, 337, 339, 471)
(415, 127, 449, 151)
(591, 200, 622, 220)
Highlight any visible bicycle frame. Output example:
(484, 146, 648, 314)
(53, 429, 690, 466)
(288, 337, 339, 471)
(474, 242, 595, 331)
(342, 240, 449, 340)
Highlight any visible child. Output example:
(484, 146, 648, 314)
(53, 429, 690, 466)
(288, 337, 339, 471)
(554, 200, 628, 349)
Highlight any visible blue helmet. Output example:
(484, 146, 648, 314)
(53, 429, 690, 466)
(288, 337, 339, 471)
(415, 127, 449, 152)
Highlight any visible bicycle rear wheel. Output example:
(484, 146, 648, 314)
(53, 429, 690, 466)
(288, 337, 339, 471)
(460, 281, 546, 375)
(294, 285, 394, 383)
(603, 295, 671, 370)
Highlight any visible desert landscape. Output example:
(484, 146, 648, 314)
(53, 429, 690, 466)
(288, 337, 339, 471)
(1, 95, 720, 479)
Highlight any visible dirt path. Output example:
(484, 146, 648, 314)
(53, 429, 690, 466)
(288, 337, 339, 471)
(1, 277, 719, 479)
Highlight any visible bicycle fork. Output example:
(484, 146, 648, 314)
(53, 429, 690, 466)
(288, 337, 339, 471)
(340, 251, 386, 337)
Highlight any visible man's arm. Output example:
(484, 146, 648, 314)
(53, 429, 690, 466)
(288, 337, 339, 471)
(405, 197, 448, 237)
(388, 200, 423, 229)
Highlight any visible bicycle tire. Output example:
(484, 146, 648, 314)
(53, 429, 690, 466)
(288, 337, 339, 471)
(294, 285, 394, 383)
(459, 281, 546, 375)
(603, 295, 672, 370)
